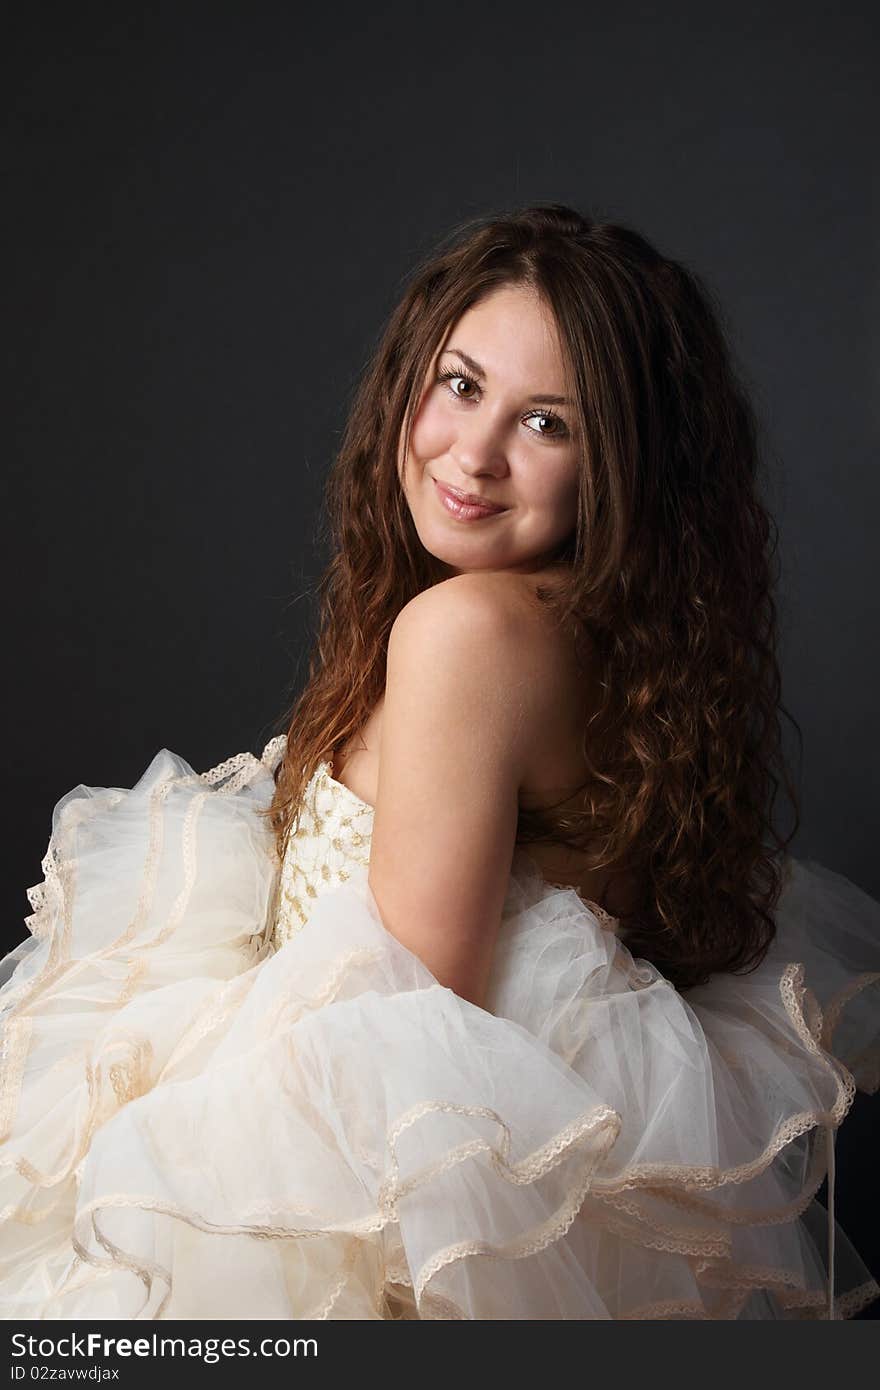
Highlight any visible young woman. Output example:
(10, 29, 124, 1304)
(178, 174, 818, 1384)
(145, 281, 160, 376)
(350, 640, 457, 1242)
(1, 204, 878, 1320)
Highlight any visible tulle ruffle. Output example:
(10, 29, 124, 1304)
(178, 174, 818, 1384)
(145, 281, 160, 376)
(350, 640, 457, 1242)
(1, 742, 878, 1319)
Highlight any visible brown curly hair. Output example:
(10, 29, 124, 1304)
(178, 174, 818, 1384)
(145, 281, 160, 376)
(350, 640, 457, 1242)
(259, 202, 802, 993)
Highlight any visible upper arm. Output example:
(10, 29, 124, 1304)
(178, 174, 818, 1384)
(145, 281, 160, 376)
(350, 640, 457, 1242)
(367, 576, 535, 1009)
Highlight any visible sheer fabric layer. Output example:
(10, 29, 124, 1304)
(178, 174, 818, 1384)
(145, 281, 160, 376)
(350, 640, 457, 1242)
(1, 741, 878, 1320)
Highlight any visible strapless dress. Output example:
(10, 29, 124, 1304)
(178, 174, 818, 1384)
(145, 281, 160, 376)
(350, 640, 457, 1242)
(1, 736, 878, 1319)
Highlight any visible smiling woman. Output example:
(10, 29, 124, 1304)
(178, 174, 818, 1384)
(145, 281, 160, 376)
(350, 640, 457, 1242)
(399, 285, 582, 576)
(1, 203, 879, 1321)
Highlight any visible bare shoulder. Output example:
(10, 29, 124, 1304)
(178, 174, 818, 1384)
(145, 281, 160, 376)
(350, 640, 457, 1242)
(389, 570, 591, 790)
(385, 572, 533, 788)
(390, 570, 530, 646)
(390, 569, 574, 702)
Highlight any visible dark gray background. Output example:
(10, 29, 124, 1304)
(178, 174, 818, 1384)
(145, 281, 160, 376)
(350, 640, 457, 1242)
(2, 1, 877, 1309)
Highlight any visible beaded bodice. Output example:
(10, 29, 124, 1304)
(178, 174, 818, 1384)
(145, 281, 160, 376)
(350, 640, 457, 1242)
(272, 762, 374, 950)
(271, 760, 620, 952)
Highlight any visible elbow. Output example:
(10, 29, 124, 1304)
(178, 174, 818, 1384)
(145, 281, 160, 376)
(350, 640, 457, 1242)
(368, 889, 493, 1013)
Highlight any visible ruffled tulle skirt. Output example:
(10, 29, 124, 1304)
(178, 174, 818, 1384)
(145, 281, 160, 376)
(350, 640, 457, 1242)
(1, 742, 878, 1319)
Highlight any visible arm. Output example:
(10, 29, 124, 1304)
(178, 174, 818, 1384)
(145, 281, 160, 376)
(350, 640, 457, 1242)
(367, 575, 537, 1011)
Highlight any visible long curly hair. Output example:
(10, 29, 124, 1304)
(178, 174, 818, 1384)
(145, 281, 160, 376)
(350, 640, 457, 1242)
(259, 202, 802, 993)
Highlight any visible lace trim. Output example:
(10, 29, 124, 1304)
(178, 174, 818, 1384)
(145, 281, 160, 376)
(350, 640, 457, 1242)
(20, 947, 869, 1319)
(67, 1060, 860, 1317)
(620, 1278, 880, 1321)
(842, 1039, 880, 1094)
(598, 1123, 831, 1228)
(619, 1299, 723, 1320)
(44, 1255, 109, 1307)
(301, 1237, 371, 1320)
(361, 1254, 880, 1321)
(6, 988, 266, 1207)
(820, 970, 880, 1058)
(778, 1277, 880, 1320)
(513, 848, 622, 932)
(578, 1191, 730, 1256)
(6, 947, 600, 1211)
(3, 888, 861, 1245)
(3, 735, 874, 1318)
(4, 775, 173, 1035)
(580, 964, 855, 1199)
(3, 1054, 103, 1202)
(7, 949, 853, 1299)
(68, 1173, 880, 1321)
(16, 735, 280, 972)
(380, 1100, 620, 1210)
(0, 1014, 32, 1146)
(68, 1100, 620, 1317)
(108, 1038, 155, 1109)
(1, 741, 281, 1194)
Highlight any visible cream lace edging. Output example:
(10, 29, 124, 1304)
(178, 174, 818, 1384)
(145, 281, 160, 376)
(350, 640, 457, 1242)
(2, 734, 871, 1321)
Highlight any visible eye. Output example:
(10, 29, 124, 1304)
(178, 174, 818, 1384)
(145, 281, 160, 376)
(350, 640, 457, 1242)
(436, 367, 480, 401)
(522, 411, 568, 440)
(435, 367, 571, 442)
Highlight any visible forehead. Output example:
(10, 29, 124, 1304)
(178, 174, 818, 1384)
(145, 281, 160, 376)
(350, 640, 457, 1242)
(438, 285, 567, 383)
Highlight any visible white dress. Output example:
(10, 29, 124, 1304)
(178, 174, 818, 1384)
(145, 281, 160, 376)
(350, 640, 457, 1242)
(1, 735, 879, 1320)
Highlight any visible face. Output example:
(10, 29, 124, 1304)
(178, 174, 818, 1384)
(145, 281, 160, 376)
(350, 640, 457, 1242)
(398, 283, 581, 578)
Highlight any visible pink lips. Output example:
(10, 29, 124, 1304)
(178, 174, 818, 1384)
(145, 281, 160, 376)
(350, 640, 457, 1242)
(433, 479, 508, 520)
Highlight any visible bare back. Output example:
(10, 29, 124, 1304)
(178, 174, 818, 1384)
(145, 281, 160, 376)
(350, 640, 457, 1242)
(332, 568, 644, 918)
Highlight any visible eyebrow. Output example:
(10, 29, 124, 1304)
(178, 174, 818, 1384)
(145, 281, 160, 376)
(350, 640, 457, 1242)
(441, 347, 573, 406)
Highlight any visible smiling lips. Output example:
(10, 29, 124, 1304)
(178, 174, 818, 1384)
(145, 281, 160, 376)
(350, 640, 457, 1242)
(433, 479, 508, 519)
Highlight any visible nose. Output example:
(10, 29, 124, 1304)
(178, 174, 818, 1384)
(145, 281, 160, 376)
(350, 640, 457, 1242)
(450, 409, 511, 479)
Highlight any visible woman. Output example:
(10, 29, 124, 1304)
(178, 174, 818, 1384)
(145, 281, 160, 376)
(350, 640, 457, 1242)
(1, 204, 878, 1320)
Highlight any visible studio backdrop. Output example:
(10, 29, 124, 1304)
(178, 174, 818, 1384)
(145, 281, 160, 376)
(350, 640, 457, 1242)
(2, 1, 877, 1307)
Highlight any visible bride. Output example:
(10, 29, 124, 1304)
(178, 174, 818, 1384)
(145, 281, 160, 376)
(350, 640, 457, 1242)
(2, 203, 878, 1320)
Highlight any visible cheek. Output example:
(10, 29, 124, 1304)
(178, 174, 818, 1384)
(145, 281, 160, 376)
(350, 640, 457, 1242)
(409, 395, 452, 461)
(525, 461, 579, 514)
(556, 470, 581, 528)
(397, 391, 440, 485)
(561, 466, 581, 507)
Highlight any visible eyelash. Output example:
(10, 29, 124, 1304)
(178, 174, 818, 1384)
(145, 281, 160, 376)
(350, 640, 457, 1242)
(435, 367, 570, 441)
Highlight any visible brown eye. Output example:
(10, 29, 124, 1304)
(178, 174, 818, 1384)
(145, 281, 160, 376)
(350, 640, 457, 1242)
(436, 368, 480, 400)
(523, 412, 568, 439)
